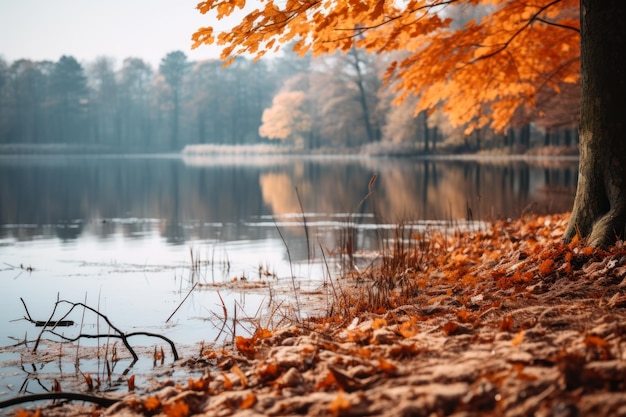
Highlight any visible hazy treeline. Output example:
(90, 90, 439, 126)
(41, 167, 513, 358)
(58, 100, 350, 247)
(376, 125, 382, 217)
(0, 47, 579, 153)
(0, 52, 281, 151)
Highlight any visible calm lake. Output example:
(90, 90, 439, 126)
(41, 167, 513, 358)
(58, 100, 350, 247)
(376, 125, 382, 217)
(0, 154, 577, 400)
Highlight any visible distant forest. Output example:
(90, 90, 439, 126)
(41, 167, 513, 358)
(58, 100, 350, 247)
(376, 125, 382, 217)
(0, 48, 579, 153)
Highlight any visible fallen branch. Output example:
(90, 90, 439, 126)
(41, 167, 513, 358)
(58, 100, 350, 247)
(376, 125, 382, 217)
(20, 299, 74, 327)
(21, 298, 179, 362)
(0, 392, 119, 409)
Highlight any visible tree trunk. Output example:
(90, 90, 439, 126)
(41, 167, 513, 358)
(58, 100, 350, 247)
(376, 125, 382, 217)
(348, 47, 378, 143)
(422, 111, 430, 152)
(564, 0, 626, 247)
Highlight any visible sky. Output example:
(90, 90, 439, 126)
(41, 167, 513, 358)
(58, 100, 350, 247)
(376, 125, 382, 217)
(0, 0, 226, 69)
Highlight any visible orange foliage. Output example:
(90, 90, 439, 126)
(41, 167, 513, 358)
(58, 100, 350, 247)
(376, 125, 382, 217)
(377, 357, 398, 376)
(235, 327, 274, 357)
(144, 396, 161, 412)
(193, 0, 579, 132)
(162, 400, 190, 417)
(257, 362, 282, 381)
(585, 335, 612, 360)
(328, 391, 351, 415)
(184, 376, 212, 391)
(372, 318, 387, 329)
(538, 259, 555, 275)
(232, 364, 248, 388)
(511, 330, 524, 346)
(83, 373, 94, 390)
(127, 375, 135, 391)
(222, 372, 233, 390)
(442, 321, 459, 335)
(14, 411, 42, 417)
(398, 316, 419, 338)
(235, 336, 255, 356)
(240, 392, 257, 409)
(456, 309, 472, 324)
(315, 371, 337, 391)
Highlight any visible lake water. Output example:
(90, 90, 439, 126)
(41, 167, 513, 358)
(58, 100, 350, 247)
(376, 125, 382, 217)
(0, 154, 577, 401)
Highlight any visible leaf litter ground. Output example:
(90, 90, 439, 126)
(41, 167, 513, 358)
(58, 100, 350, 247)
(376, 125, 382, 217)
(13, 213, 626, 416)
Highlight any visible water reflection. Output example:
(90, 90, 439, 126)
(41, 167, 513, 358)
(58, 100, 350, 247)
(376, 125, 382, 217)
(1, 155, 577, 246)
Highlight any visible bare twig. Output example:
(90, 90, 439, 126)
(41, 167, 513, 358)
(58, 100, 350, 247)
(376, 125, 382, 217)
(273, 217, 302, 323)
(295, 186, 312, 260)
(166, 282, 198, 323)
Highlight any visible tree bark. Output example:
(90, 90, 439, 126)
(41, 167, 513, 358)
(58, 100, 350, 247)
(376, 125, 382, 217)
(564, 0, 626, 246)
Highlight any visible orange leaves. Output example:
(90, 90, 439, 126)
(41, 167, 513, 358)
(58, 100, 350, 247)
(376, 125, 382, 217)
(511, 330, 524, 347)
(328, 391, 351, 416)
(191, 26, 214, 49)
(315, 370, 338, 391)
(14, 411, 42, 417)
(442, 320, 459, 335)
(193, 0, 580, 132)
(585, 335, 612, 360)
(377, 357, 398, 376)
(162, 400, 190, 417)
(82, 372, 94, 390)
(398, 316, 419, 338)
(236, 328, 274, 358)
(220, 366, 247, 390)
(259, 91, 311, 142)
(538, 259, 555, 275)
(257, 361, 282, 381)
(144, 396, 161, 412)
(240, 392, 257, 409)
(185, 376, 212, 392)
(235, 336, 256, 356)
(372, 317, 387, 330)
(221, 372, 233, 390)
(128, 375, 136, 391)
(232, 365, 248, 388)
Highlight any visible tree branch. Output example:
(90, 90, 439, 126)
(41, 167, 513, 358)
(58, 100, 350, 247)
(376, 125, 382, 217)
(22, 298, 179, 363)
(0, 392, 119, 409)
(471, 0, 573, 63)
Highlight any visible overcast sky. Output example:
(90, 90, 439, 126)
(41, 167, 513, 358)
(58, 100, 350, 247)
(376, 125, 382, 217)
(0, 0, 225, 68)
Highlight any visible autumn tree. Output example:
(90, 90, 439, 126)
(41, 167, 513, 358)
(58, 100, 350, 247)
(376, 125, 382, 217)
(193, 0, 579, 130)
(193, 0, 626, 246)
(259, 90, 311, 147)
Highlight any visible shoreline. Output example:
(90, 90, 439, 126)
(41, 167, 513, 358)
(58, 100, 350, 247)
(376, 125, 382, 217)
(9, 212, 626, 416)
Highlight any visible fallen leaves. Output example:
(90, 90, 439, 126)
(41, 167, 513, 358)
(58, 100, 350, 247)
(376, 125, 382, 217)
(328, 391, 351, 416)
(235, 327, 274, 358)
(162, 400, 190, 417)
(511, 330, 524, 346)
(538, 259, 555, 275)
(27, 213, 626, 417)
(144, 396, 161, 412)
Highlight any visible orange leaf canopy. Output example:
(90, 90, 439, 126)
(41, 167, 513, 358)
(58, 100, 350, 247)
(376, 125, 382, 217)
(193, 0, 579, 132)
